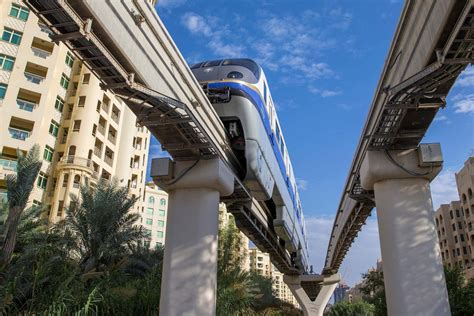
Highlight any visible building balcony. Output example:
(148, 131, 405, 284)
(104, 155, 113, 167)
(16, 99, 37, 112)
(97, 124, 106, 135)
(8, 127, 30, 141)
(93, 147, 102, 158)
(24, 71, 45, 84)
(31, 46, 51, 59)
(0, 158, 17, 171)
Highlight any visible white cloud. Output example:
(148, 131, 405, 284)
(181, 12, 244, 57)
(296, 178, 308, 190)
(434, 115, 448, 122)
(431, 168, 459, 210)
(181, 12, 211, 36)
(453, 94, 474, 113)
(305, 215, 335, 273)
(309, 86, 341, 97)
(456, 66, 474, 87)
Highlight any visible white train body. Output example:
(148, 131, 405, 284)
(191, 59, 309, 272)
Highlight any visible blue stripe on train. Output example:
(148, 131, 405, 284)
(207, 81, 304, 236)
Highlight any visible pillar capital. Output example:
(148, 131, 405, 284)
(151, 158, 234, 196)
(360, 146, 442, 190)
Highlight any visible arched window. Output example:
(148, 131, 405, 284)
(149, 196, 155, 204)
(450, 210, 454, 219)
(160, 198, 166, 206)
(456, 209, 460, 217)
(439, 214, 443, 221)
(469, 188, 473, 199)
(462, 194, 467, 204)
(436, 218, 439, 226)
(68, 145, 76, 156)
(73, 175, 80, 188)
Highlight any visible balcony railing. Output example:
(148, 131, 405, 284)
(108, 134, 116, 144)
(104, 155, 113, 166)
(31, 47, 51, 59)
(9, 127, 30, 140)
(61, 155, 93, 168)
(17, 99, 37, 112)
(0, 158, 17, 171)
(97, 124, 106, 135)
(24, 72, 45, 84)
(111, 112, 120, 123)
(94, 147, 102, 158)
(38, 23, 53, 36)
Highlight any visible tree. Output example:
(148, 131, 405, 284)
(359, 270, 386, 316)
(0, 145, 42, 268)
(326, 301, 374, 316)
(444, 265, 474, 316)
(64, 180, 145, 274)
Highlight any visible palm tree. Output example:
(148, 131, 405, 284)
(64, 179, 145, 274)
(0, 145, 42, 268)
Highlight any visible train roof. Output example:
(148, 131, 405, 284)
(190, 58, 261, 80)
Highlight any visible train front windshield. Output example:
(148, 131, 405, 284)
(191, 58, 261, 84)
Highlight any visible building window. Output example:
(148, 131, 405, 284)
(458, 222, 463, 230)
(43, 145, 54, 162)
(452, 223, 456, 231)
(149, 196, 155, 204)
(450, 211, 454, 219)
(160, 198, 166, 206)
(83, 73, 90, 84)
(155, 242, 162, 249)
(0, 84, 6, 99)
(145, 229, 152, 237)
(37, 172, 48, 189)
(49, 120, 59, 137)
(9, 4, 29, 21)
(0, 54, 15, 71)
(55, 96, 64, 112)
(60, 73, 70, 89)
(57, 200, 64, 217)
(456, 209, 460, 217)
(157, 220, 165, 227)
(158, 209, 165, 216)
(146, 208, 154, 215)
(157, 231, 164, 238)
(2, 28, 22, 45)
(73, 120, 81, 132)
(63, 174, 69, 187)
(455, 236, 458, 244)
(461, 234, 465, 242)
(146, 219, 153, 226)
(65, 52, 74, 67)
(78, 96, 86, 107)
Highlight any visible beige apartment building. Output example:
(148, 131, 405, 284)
(435, 157, 474, 279)
(143, 182, 168, 249)
(248, 246, 299, 308)
(0, 1, 150, 224)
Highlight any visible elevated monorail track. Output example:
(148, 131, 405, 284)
(25, 0, 298, 274)
(324, 0, 474, 273)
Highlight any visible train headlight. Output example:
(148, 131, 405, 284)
(227, 71, 243, 79)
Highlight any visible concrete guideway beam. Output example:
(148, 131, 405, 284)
(152, 158, 234, 316)
(284, 274, 340, 316)
(360, 146, 450, 316)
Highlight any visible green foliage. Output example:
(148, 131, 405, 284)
(444, 265, 474, 316)
(359, 270, 386, 316)
(1, 178, 300, 315)
(326, 301, 374, 316)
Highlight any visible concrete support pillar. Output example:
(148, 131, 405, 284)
(360, 148, 450, 316)
(154, 158, 234, 316)
(284, 274, 340, 316)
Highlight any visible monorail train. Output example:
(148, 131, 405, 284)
(191, 58, 309, 272)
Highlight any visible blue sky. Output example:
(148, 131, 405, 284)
(149, 0, 474, 286)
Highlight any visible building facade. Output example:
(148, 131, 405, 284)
(435, 157, 474, 279)
(142, 182, 168, 249)
(0, 1, 150, 223)
(248, 246, 299, 308)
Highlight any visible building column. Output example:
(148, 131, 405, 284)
(284, 274, 340, 316)
(360, 147, 450, 316)
(152, 158, 234, 316)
